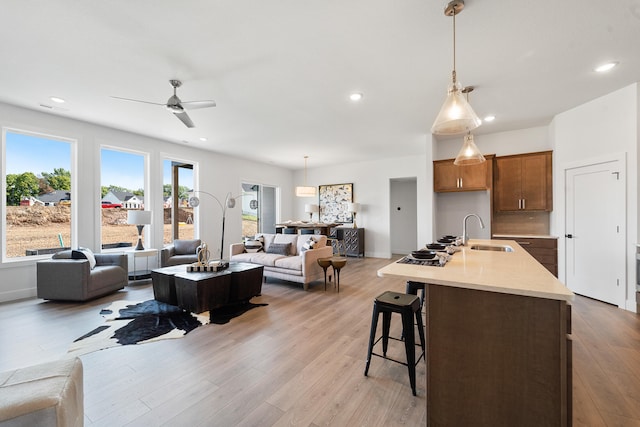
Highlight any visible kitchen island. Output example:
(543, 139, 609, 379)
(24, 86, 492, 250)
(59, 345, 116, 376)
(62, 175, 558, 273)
(378, 239, 573, 426)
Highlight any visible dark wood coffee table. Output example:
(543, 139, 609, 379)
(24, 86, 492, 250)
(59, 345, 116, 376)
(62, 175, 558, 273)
(151, 262, 264, 313)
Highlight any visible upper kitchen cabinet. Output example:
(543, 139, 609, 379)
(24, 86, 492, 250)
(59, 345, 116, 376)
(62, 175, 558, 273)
(493, 151, 552, 212)
(434, 155, 494, 193)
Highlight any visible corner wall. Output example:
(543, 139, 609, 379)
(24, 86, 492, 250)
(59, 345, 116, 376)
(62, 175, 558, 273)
(551, 83, 639, 312)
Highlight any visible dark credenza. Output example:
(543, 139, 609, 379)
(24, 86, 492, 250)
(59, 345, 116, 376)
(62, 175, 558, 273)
(331, 228, 365, 257)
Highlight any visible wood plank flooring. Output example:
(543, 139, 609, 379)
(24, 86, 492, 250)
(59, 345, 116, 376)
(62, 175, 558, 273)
(0, 256, 638, 426)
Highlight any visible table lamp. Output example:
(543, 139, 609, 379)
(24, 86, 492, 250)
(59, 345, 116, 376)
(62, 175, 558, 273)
(127, 210, 152, 250)
(347, 203, 360, 228)
(305, 203, 319, 221)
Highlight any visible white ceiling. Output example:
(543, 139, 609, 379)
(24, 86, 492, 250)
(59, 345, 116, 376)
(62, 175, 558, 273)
(1, 0, 639, 170)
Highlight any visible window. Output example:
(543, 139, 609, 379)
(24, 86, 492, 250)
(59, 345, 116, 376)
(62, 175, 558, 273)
(3, 129, 74, 260)
(163, 159, 195, 245)
(241, 182, 277, 236)
(100, 148, 146, 250)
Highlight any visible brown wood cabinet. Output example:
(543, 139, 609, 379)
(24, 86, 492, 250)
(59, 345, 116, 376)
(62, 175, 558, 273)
(426, 284, 572, 426)
(495, 236, 558, 277)
(493, 151, 552, 211)
(434, 155, 493, 192)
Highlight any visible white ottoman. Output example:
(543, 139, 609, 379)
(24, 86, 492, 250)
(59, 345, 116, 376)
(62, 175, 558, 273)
(0, 357, 83, 427)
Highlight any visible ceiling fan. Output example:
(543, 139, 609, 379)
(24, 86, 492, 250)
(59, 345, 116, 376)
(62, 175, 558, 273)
(111, 79, 215, 128)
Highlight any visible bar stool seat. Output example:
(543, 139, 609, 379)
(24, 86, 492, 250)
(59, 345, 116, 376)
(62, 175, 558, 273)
(364, 290, 426, 396)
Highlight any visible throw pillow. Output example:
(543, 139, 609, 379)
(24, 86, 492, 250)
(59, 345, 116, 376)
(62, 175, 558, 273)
(266, 242, 291, 256)
(244, 239, 263, 253)
(301, 238, 318, 252)
(72, 247, 97, 270)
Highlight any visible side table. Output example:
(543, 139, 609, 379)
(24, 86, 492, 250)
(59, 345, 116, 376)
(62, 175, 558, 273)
(126, 248, 159, 281)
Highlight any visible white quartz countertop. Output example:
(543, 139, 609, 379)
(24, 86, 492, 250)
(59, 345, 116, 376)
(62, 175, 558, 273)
(378, 239, 573, 301)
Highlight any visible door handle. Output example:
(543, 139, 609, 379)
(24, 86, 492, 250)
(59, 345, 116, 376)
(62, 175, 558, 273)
(565, 234, 573, 238)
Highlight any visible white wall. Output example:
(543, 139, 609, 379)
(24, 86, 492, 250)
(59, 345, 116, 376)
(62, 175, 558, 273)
(551, 83, 639, 312)
(0, 102, 292, 302)
(292, 151, 432, 258)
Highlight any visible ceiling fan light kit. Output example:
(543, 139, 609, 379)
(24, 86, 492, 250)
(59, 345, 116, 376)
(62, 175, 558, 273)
(431, 0, 482, 136)
(112, 79, 215, 129)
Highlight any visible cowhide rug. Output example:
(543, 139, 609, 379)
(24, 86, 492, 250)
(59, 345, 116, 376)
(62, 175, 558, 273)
(69, 299, 268, 355)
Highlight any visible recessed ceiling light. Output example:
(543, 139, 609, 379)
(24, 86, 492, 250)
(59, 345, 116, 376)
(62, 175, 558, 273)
(483, 115, 496, 122)
(199, 137, 208, 142)
(50, 96, 65, 103)
(349, 93, 363, 101)
(594, 62, 618, 73)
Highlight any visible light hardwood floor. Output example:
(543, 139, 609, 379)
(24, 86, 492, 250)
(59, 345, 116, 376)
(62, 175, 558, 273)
(1, 256, 638, 426)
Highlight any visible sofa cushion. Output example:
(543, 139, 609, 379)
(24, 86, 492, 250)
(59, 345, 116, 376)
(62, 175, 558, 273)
(255, 234, 275, 252)
(244, 239, 263, 253)
(266, 242, 291, 256)
(72, 248, 96, 270)
(301, 237, 319, 252)
(273, 234, 298, 255)
(247, 252, 287, 267)
(173, 239, 201, 255)
(274, 255, 302, 271)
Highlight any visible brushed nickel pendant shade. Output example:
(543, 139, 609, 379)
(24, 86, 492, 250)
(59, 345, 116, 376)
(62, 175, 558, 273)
(431, 0, 481, 136)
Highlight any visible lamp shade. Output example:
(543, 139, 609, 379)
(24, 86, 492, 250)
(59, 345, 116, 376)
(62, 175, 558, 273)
(454, 134, 486, 165)
(347, 202, 360, 213)
(127, 210, 152, 225)
(304, 203, 319, 213)
(431, 81, 482, 135)
(296, 186, 316, 197)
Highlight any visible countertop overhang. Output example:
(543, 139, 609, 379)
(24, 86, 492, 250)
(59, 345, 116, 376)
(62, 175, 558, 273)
(378, 239, 573, 301)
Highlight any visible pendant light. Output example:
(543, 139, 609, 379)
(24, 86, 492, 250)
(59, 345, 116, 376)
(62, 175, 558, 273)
(431, 0, 481, 136)
(454, 86, 485, 165)
(295, 156, 316, 197)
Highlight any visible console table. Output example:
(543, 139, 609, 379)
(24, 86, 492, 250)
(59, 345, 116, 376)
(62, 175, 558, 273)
(126, 248, 158, 280)
(330, 228, 365, 257)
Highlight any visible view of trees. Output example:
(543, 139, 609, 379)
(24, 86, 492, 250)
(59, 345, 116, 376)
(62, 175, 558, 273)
(6, 168, 71, 205)
(163, 183, 190, 200)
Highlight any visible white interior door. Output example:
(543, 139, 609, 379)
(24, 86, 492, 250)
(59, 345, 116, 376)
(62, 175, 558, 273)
(565, 157, 625, 306)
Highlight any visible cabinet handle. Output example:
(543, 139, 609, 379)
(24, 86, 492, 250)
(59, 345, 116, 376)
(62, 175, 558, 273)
(459, 178, 463, 188)
(522, 199, 525, 209)
(515, 241, 531, 245)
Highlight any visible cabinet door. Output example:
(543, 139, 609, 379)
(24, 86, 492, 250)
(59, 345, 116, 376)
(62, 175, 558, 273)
(494, 157, 522, 211)
(434, 159, 490, 192)
(434, 160, 460, 192)
(460, 161, 489, 190)
(494, 151, 552, 212)
(521, 153, 552, 211)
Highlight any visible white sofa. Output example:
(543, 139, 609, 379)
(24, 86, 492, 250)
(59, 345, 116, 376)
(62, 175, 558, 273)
(230, 233, 332, 290)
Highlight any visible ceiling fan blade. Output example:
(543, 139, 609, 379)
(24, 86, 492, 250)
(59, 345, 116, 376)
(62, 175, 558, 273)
(174, 111, 195, 128)
(110, 96, 164, 106)
(181, 100, 216, 110)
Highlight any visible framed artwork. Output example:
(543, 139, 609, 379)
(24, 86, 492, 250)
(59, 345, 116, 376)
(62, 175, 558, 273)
(319, 183, 353, 223)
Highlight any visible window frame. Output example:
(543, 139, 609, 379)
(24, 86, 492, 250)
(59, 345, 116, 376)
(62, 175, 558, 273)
(1, 127, 77, 263)
(99, 144, 150, 252)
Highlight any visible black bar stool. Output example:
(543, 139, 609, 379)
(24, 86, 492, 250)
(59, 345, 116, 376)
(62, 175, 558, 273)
(406, 281, 426, 309)
(364, 291, 426, 396)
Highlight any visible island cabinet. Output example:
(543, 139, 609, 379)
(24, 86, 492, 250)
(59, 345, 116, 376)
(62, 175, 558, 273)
(426, 286, 571, 426)
(493, 151, 552, 211)
(377, 239, 573, 427)
(433, 155, 493, 192)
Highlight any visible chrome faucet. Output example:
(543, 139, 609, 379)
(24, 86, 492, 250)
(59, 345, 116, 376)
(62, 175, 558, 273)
(462, 214, 485, 246)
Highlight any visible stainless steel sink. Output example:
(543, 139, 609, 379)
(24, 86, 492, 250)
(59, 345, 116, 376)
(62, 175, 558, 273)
(470, 244, 514, 252)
